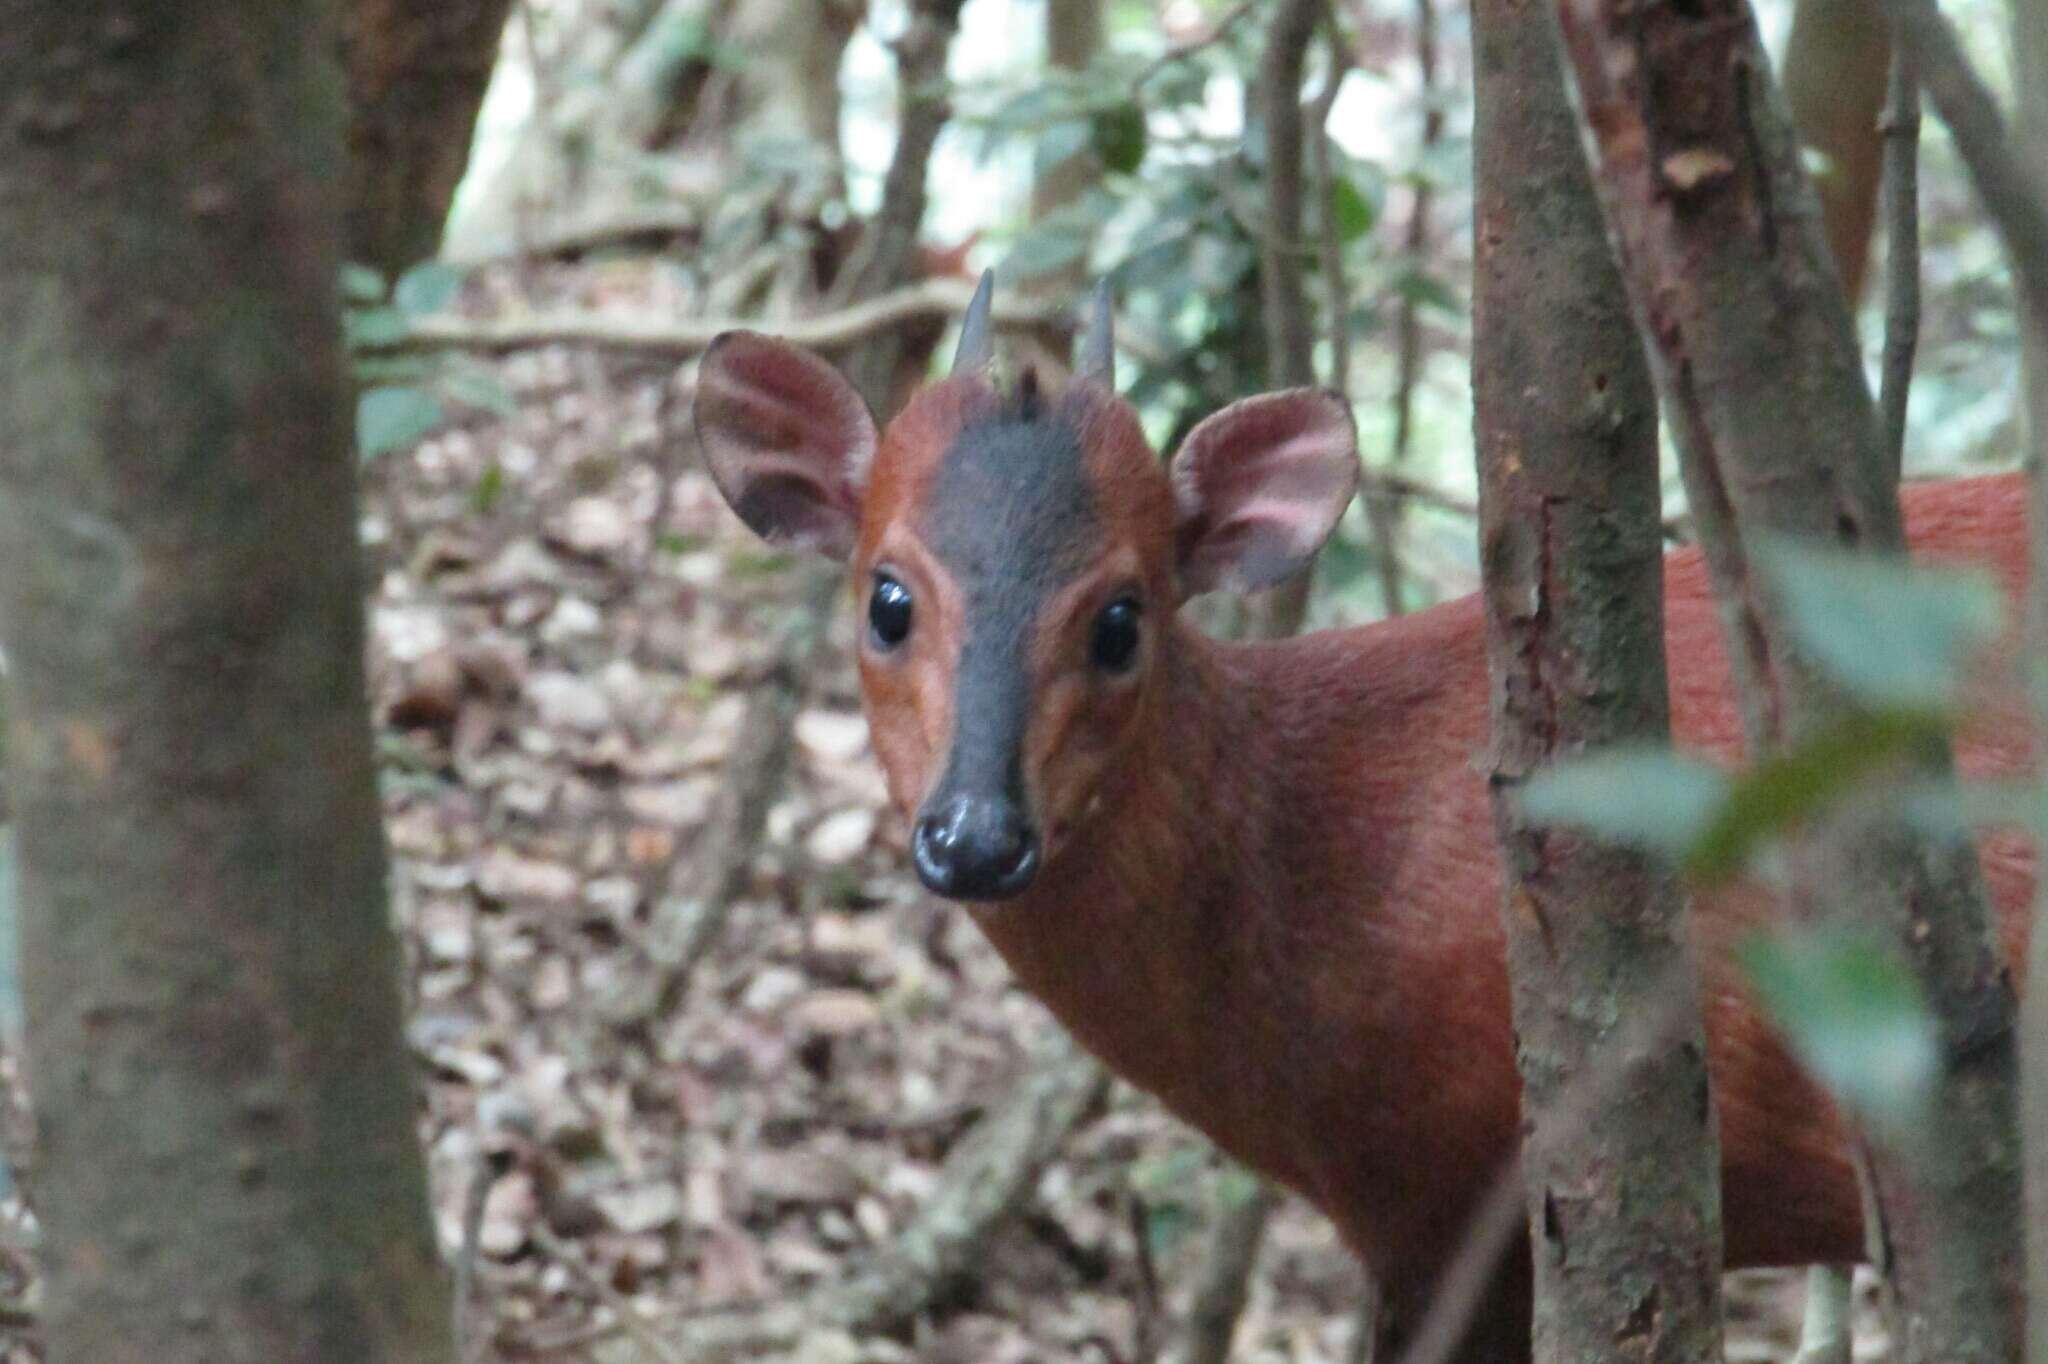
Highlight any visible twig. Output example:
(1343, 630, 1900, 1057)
(1877, 48, 1921, 484)
(1345, 1280, 1386, 1364)
(1879, 0, 2048, 325)
(1257, 0, 1322, 393)
(587, 1032, 1108, 1363)
(531, 1222, 690, 1364)
(1128, 1193, 1163, 1364)
(1135, 0, 1263, 90)
(454, 1151, 498, 1364)
(824, 0, 966, 317)
(1373, 0, 1444, 618)
(1170, 1177, 1281, 1364)
(1791, 1265, 1855, 1364)
(1247, 0, 1325, 642)
(358, 277, 1063, 360)
(638, 567, 838, 1015)
(1310, 4, 1356, 391)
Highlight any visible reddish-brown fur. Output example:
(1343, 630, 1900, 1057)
(698, 341, 2036, 1350)
(884, 456, 2034, 1317)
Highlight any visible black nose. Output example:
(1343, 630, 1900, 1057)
(912, 795, 1040, 901)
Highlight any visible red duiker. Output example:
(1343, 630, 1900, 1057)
(692, 274, 2036, 1357)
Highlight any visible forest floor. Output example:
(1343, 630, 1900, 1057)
(0, 257, 1885, 1363)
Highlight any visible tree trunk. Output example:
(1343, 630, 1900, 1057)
(2012, 0, 2048, 1356)
(0, 8, 450, 1363)
(1031, 0, 1105, 304)
(445, 0, 863, 263)
(343, 0, 515, 275)
(1246, 0, 1323, 641)
(1472, 2, 1725, 1359)
(1553, 1, 2024, 1358)
(1781, 0, 1892, 302)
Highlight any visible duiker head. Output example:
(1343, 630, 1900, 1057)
(693, 274, 1358, 901)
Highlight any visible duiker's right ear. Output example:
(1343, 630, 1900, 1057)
(693, 331, 878, 561)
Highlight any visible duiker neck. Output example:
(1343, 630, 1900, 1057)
(964, 614, 1301, 1174)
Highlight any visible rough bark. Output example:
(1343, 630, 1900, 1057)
(342, 0, 515, 274)
(1246, 0, 1323, 641)
(0, 7, 449, 1363)
(1781, 0, 1891, 302)
(1553, 1, 2023, 1358)
(1472, 3, 1725, 1360)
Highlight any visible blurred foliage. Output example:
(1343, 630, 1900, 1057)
(341, 261, 514, 461)
(1522, 540, 2012, 1129)
(946, 5, 1472, 620)
(1741, 928, 1938, 1130)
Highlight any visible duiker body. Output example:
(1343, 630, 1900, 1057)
(692, 280, 2035, 1354)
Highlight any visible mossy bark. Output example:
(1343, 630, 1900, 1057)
(1554, 0, 2023, 1357)
(1472, 1, 1725, 1359)
(0, 6, 450, 1361)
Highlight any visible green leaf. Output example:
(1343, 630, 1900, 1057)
(1739, 929, 1937, 1127)
(356, 386, 445, 461)
(1684, 708, 1943, 884)
(471, 462, 507, 515)
(339, 262, 388, 304)
(1329, 175, 1378, 242)
(1519, 746, 1731, 858)
(1090, 102, 1149, 175)
(353, 355, 435, 386)
(393, 260, 463, 316)
(1392, 267, 1461, 315)
(1003, 224, 1091, 281)
(438, 362, 518, 417)
(1899, 777, 2045, 838)
(345, 306, 409, 350)
(1757, 538, 2004, 711)
(1035, 118, 1094, 175)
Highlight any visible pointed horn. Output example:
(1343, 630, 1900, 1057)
(951, 269, 996, 375)
(1077, 279, 1114, 389)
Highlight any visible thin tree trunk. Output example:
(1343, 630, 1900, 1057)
(1876, 51, 1921, 484)
(1472, 2, 1725, 1359)
(343, 0, 516, 275)
(0, 6, 450, 1363)
(2010, 0, 2048, 1356)
(1781, 0, 1892, 301)
(1553, 2, 2023, 1358)
(1031, 0, 1105, 305)
(1371, 0, 1442, 618)
(1247, 0, 1324, 641)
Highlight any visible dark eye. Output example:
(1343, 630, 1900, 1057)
(869, 575, 913, 649)
(1090, 597, 1142, 673)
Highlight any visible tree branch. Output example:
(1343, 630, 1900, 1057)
(362, 277, 1062, 360)
(1878, 0, 2048, 324)
(1877, 49, 1921, 484)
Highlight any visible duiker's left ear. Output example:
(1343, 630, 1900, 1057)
(1169, 389, 1359, 593)
(693, 331, 878, 560)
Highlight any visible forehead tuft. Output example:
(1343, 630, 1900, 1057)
(922, 388, 1100, 582)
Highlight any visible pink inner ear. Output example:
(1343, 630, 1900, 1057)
(1170, 389, 1359, 594)
(694, 332, 877, 560)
